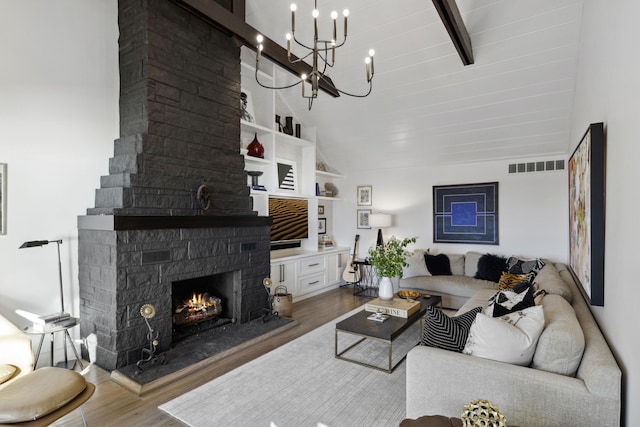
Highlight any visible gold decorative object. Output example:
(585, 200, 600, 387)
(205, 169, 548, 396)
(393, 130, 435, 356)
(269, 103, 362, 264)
(461, 399, 507, 427)
(140, 303, 156, 319)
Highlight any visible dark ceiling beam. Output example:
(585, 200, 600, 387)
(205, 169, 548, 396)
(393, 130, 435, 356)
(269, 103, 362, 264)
(174, 0, 340, 97)
(432, 0, 474, 65)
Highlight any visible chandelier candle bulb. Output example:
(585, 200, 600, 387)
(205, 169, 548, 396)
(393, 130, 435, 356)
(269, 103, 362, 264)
(291, 4, 296, 32)
(369, 49, 375, 76)
(286, 33, 291, 57)
(343, 9, 349, 36)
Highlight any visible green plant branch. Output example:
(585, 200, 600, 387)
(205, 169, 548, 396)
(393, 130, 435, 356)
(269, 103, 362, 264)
(367, 236, 417, 278)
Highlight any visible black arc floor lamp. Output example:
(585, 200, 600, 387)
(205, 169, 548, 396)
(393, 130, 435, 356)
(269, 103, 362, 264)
(19, 239, 65, 313)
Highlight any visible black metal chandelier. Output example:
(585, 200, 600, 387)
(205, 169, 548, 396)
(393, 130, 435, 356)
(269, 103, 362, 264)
(255, 1, 375, 110)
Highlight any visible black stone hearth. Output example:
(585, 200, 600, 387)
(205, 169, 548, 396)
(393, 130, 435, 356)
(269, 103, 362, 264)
(114, 316, 295, 387)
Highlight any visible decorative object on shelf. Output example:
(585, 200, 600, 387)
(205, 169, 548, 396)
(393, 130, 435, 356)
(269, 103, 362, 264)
(316, 182, 320, 196)
(461, 399, 507, 427)
(254, 1, 376, 110)
(323, 182, 338, 197)
(295, 123, 301, 138)
(357, 185, 372, 206)
(247, 171, 266, 191)
(275, 114, 283, 132)
(19, 239, 66, 312)
(283, 116, 294, 135)
(357, 209, 371, 229)
(0, 163, 6, 235)
(319, 234, 334, 248)
(569, 122, 605, 306)
(196, 181, 212, 210)
(135, 303, 166, 375)
(369, 213, 392, 247)
(316, 161, 327, 171)
(240, 88, 255, 123)
(276, 159, 297, 191)
(318, 217, 327, 234)
(433, 182, 498, 245)
(247, 133, 265, 158)
(367, 236, 417, 300)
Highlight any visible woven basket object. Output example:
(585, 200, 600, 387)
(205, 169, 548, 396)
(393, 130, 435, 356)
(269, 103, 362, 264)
(461, 399, 507, 427)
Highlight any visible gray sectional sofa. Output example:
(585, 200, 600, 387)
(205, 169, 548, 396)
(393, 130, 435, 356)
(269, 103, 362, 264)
(400, 251, 622, 427)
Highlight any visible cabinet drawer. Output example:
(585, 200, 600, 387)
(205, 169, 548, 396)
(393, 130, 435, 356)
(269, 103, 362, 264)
(297, 271, 326, 291)
(297, 256, 326, 275)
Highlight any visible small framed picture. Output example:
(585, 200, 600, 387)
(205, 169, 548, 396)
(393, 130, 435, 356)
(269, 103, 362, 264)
(318, 218, 327, 234)
(357, 209, 371, 229)
(318, 205, 325, 215)
(240, 88, 255, 123)
(357, 185, 372, 206)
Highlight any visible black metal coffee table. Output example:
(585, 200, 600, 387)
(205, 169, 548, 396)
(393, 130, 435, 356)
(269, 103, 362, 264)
(335, 295, 442, 373)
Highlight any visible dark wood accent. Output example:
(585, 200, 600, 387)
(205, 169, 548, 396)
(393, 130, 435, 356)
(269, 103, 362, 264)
(173, 0, 340, 97)
(432, 0, 474, 65)
(232, 0, 245, 19)
(113, 215, 272, 230)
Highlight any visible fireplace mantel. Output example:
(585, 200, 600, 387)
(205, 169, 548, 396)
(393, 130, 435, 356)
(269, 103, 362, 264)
(78, 215, 272, 231)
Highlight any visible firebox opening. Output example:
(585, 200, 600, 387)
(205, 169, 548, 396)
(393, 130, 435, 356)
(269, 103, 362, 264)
(171, 272, 237, 344)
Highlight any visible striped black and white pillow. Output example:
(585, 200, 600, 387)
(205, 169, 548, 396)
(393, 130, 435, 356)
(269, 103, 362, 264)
(422, 305, 482, 352)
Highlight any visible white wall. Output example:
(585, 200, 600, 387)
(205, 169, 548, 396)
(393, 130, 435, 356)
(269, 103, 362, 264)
(0, 1, 119, 365)
(569, 0, 640, 424)
(331, 159, 568, 263)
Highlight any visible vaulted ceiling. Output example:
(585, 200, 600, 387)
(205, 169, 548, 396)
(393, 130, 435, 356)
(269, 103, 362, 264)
(245, 0, 584, 171)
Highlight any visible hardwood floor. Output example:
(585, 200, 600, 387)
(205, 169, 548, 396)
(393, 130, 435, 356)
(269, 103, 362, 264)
(52, 286, 369, 426)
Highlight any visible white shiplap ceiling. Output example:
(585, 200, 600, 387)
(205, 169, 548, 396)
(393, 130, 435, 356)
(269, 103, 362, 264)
(245, 0, 584, 171)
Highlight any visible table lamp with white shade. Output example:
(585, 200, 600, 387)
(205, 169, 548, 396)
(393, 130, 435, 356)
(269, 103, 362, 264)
(369, 213, 392, 247)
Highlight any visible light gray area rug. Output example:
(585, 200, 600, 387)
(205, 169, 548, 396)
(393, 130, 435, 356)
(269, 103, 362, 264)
(159, 307, 420, 427)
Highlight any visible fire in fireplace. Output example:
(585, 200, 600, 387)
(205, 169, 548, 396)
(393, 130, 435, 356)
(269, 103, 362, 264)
(171, 272, 239, 343)
(173, 292, 222, 326)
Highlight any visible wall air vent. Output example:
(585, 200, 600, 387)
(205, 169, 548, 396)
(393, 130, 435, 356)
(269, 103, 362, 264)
(508, 159, 565, 174)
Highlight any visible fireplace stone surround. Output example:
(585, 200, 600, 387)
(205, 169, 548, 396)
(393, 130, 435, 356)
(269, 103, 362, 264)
(78, 0, 271, 371)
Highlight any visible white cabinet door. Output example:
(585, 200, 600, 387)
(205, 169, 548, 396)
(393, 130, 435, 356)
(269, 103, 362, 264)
(270, 260, 296, 295)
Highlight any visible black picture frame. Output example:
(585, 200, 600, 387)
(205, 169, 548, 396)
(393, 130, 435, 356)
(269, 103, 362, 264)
(433, 182, 499, 245)
(568, 122, 605, 306)
(318, 218, 327, 234)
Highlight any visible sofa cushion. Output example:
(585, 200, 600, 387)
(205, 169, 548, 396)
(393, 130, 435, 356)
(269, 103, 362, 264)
(474, 254, 507, 282)
(403, 250, 431, 279)
(0, 367, 87, 423)
(447, 254, 465, 276)
(531, 294, 585, 376)
(401, 275, 498, 300)
(0, 365, 16, 385)
(498, 272, 534, 290)
(486, 284, 536, 317)
(506, 256, 545, 275)
(423, 305, 482, 352)
(534, 263, 573, 304)
(463, 251, 483, 277)
(463, 305, 544, 366)
(425, 253, 452, 276)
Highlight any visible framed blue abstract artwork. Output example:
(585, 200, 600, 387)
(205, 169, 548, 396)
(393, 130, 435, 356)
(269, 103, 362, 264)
(433, 182, 499, 244)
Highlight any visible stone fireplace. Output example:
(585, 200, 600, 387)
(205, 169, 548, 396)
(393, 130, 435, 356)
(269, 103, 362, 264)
(78, 0, 270, 371)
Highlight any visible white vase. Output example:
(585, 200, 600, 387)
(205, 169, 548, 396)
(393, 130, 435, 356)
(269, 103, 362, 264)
(378, 276, 394, 300)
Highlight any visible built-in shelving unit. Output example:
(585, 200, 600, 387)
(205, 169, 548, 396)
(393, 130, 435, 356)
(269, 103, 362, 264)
(240, 47, 343, 251)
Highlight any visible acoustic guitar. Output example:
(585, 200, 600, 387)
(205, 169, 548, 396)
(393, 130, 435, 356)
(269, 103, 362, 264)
(342, 234, 361, 283)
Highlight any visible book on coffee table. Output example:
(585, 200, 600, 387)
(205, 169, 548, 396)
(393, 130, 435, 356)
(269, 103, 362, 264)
(364, 297, 420, 318)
